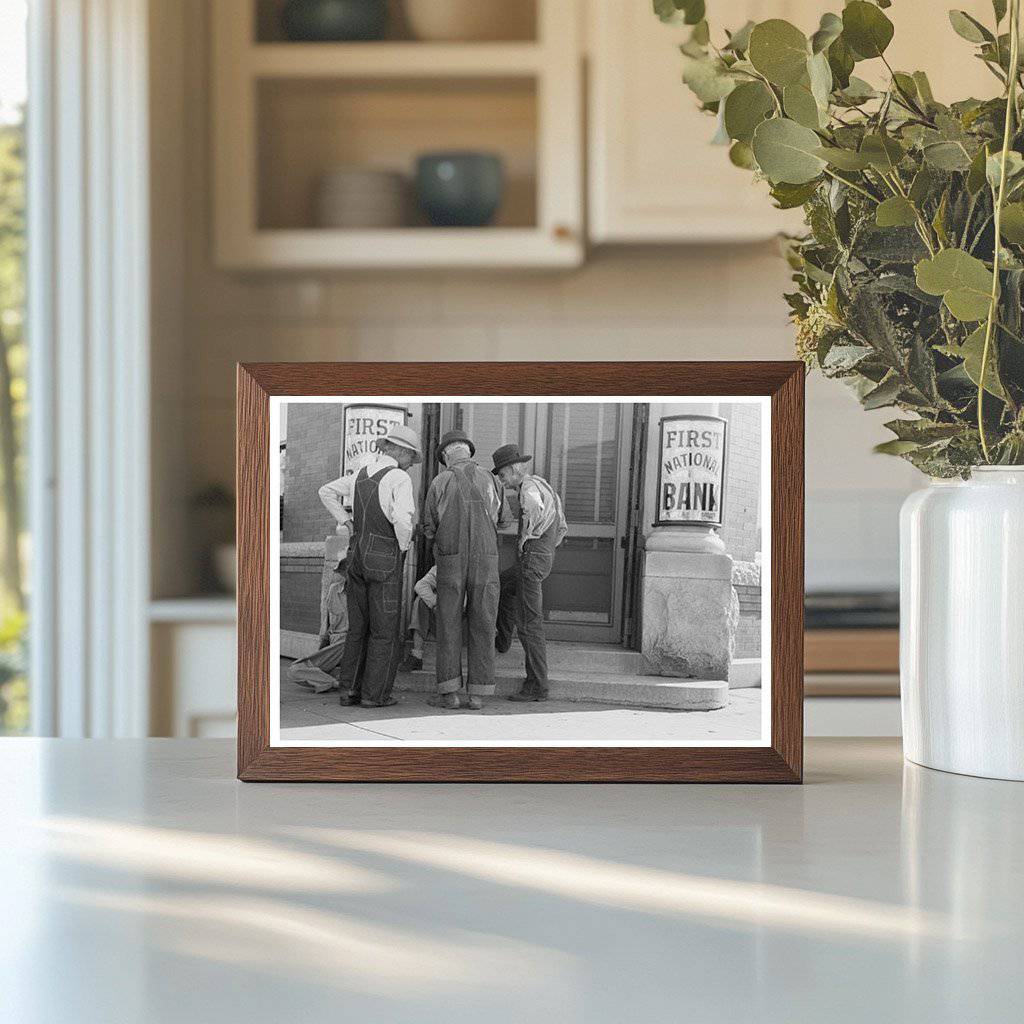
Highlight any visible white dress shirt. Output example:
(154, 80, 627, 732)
(318, 454, 416, 552)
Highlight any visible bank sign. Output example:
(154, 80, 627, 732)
(655, 414, 727, 526)
(341, 404, 408, 477)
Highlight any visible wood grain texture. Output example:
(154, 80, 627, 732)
(236, 361, 805, 783)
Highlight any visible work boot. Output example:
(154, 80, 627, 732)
(428, 693, 460, 710)
(495, 633, 511, 654)
(465, 695, 483, 710)
(399, 652, 423, 672)
(508, 681, 538, 702)
(339, 692, 360, 706)
(360, 696, 398, 708)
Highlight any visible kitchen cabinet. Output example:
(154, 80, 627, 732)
(587, 1, 811, 243)
(211, 0, 583, 269)
(587, 0, 999, 244)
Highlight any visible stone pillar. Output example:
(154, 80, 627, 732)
(640, 403, 737, 681)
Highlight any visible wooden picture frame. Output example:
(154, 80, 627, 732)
(238, 362, 804, 782)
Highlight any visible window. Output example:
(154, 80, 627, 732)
(0, 0, 27, 734)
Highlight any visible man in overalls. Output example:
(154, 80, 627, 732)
(492, 444, 567, 703)
(424, 429, 508, 710)
(332, 424, 421, 708)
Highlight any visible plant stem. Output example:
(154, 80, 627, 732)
(821, 167, 879, 203)
(979, 0, 1021, 462)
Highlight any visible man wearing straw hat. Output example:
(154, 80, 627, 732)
(332, 424, 422, 708)
(492, 443, 567, 703)
(423, 428, 508, 710)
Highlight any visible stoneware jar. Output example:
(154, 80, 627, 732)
(900, 467, 1024, 781)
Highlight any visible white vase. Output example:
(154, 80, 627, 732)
(900, 467, 1024, 781)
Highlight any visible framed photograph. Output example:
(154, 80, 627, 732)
(237, 362, 804, 782)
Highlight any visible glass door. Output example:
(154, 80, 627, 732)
(446, 402, 632, 644)
(535, 402, 629, 642)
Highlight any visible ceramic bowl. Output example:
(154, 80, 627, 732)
(414, 152, 505, 228)
(403, 0, 534, 41)
(315, 168, 409, 228)
(281, 0, 388, 42)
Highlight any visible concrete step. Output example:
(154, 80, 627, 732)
(394, 668, 729, 711)
(419, 640, 642, 676)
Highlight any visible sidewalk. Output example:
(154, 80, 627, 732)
(279, 660, 764, 744)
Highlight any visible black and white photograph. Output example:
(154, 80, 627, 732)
(270, 396, 770, 746)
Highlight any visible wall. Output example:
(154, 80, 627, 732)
(282, 403, 343, 544)
(151, 0, 922, 599)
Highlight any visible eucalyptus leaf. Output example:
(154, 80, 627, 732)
(724, 81, 775, 143)
(770, 179, 821, 209)
(948, 10, 993, 44)
(986, 150, 1024, 190)
(748, 19, 810, 87)
(862, 374, 902, 409)
(711, 106, 731, 145)
(993, 0, 1008, 24)
(923, 141, 973, 171)
(912, 71, 935, 105)
(752, 117, 827, 184)
(915, 249, 994, 321)
(1000, 202, 1024, 242)
(690, 19, 710, 45)
(810, 12, 843, 54)
(860, 133, 906, 173)
(729, 140, 758, 170)
(967, 143, 993, 193)
(958, 324, 1007, 398)
(682, 55, 737, 103)
(884, 418, 963, 443)
(654, 0, 705, 25)
(724, 20, 755, 53)
(909, 165, 937, 205)
(827, 35, 855, 89)
(783, 83, 822, 129)
(842, 1, 895, 60)
(807, 51, 833, 110)
(836, 76, 877, 105)
(815, 146, 872, 170)
(875, 196, 918, 228)
(874, 439, 922, 455)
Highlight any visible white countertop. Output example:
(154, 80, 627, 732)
(1, 738, 1021, 1023)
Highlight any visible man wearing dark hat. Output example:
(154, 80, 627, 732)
(492, 444, 567, 702)
(333, 423, 422, 708)
(423, 428, 508, 710)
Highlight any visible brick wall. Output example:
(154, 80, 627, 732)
(720, 402, 762, 563)
(734, 582, 761, 659)
(281, 555, 323, 635)
(283, 403, 343, 544)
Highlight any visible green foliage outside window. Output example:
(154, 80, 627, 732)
(0, 111, 27, 733)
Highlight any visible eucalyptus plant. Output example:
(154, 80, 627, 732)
(659, 0, 1024, 475)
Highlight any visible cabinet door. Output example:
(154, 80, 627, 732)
(588, 1, 1004, 245)
(589, 1, 815, 243)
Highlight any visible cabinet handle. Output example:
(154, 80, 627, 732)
(553, 224, 574, 241)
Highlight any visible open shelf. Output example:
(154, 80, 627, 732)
(257, 76, 538, 232)
(249, 42, 544, 77)
(254, 0, 538, 45)
(213, 0, 581, 268)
